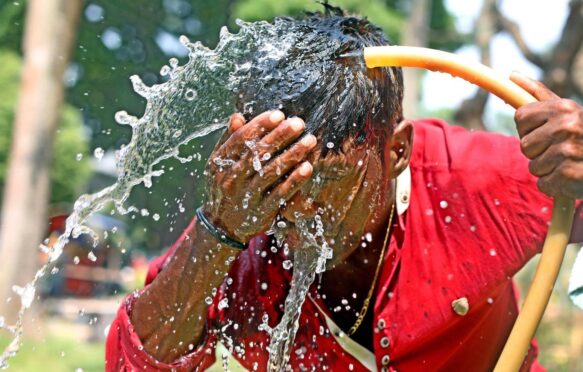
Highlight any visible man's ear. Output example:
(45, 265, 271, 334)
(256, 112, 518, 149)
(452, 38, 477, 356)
(386, 119, 413, 179)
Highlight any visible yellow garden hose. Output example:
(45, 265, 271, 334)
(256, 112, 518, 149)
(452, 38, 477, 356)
(363, 46, 576, 371)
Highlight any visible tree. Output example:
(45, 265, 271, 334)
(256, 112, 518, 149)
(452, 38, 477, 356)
(453, 0, 583, 130)
(0, 0, 83, 323)
(0, 50, 91, 206)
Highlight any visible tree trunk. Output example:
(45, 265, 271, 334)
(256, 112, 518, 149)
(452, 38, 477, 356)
(401, 0, 431, 118)
(0, 0, 82, 323)
(453, 0, 496, 131)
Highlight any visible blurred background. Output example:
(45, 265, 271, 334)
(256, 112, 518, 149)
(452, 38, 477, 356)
(0, 0, 581, 370)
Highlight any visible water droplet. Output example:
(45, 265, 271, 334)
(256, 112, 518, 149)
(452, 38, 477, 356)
(261, 283, 268, 290)
(94, 147, 104, 160)
(160, 65, 171, 76)
(439, 200, 448, 209)
(326, 142, 334, 149)
(12, 284, 35, 309)
(88, 251, 97, 262)
(489, 249, 497, 257)
(73, 256, 80, 265)
(152, 213, 160, 221)
(242, 191, 252, 209)
(282, 260, 293, 270)
(76, 153, 83, 161)
(218, 298, 229, 310)
(184, 89, 197, 101)
(205, 297, 213, 305)
(444, 216, 452, 223)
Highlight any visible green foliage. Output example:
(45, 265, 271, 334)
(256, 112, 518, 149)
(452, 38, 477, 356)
(0, 50, 91, 205)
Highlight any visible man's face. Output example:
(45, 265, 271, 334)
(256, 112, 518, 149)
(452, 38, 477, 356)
(280, 136, 390, 261)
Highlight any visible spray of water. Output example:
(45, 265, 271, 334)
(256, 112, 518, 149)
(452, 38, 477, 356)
(265, 212, 332, 371)
(0, 15, 366, 369)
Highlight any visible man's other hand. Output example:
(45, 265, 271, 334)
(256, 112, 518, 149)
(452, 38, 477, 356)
(511, 72, 583, 199)
(203, 110, 317, 244)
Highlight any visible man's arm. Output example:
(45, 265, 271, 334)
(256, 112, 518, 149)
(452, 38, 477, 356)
(130, 221, 238, 361)
(128, 110, 317, 363)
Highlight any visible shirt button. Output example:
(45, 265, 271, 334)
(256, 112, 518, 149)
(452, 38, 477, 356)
(381, 354, 390, 365)
(380, 336, 390, 348)
(377, 319, 386, 330)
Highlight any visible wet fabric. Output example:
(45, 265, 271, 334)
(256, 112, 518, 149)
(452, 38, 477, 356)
(106, 118, 583, 371)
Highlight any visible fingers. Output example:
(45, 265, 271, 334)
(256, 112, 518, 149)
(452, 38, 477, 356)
(214, 113, 247, 150)
(228, 113, 246, 134)
(514, 102, 552, 137)
(510, 71, 559, 102)
(537, 160, 583, 198)
(219, 110, 286, 158)
(258, 117, 306, 156)
(519, 124, 554, 159)
(257, 134, 317, 189)
(267, 161, 313, 204)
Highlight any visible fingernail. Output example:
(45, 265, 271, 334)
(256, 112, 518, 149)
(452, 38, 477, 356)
(300, 134, 317, 147)
(270, 110, 285, 123)
(290, 117, 305, 132)
(299, 162, 312, 176)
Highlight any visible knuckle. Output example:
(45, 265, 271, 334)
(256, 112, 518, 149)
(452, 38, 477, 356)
(528, 159, 540, 175)
(558, 142, 577, 159)
(537, 178, 554, 196)
(557, 99, 578, 113)
(520, 137, 535, 158)
(514, 108, 526, 124)
(558, 162, 576, 180)
(560, 117, 582, 136)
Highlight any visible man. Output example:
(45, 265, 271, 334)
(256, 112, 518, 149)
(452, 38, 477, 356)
(106, 12, 583, 371)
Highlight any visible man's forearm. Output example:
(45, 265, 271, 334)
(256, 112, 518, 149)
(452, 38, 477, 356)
(131, 220, 241, 362)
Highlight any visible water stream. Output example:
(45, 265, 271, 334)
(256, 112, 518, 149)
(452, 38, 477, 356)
(0, 16, 362, 369)
(266, 213, 332, 371)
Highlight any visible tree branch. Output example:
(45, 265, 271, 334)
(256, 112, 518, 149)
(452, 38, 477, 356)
(542, 0, 583, 96)
(491, 3, 546, 68)
(453, 0, 497, 131)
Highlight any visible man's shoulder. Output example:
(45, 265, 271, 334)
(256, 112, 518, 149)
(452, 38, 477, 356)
(410, 117, 521, 173)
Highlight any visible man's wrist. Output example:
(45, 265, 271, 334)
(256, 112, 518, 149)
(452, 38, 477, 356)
(196, 207, 247, 250)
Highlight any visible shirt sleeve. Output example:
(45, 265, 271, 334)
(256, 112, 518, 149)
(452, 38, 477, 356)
(411, 119, 560, 282)
(105, 217, 219, 371)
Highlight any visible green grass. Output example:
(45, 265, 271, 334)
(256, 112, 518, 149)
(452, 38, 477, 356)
(0, 334, 104, 371)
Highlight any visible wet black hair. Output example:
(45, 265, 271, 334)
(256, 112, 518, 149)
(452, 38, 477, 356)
(234, 7, 404, 153)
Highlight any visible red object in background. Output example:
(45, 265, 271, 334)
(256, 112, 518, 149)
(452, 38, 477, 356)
(103, 119, 583, 371)
(48, 213, 68, 233)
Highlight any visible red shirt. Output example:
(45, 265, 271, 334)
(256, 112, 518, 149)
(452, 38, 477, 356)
(106, 118, 564, 371)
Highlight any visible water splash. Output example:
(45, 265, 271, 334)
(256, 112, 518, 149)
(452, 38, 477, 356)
(1, 15, 364, 369)
(0, 19, 302, 368)
(266, 212, 332, 371)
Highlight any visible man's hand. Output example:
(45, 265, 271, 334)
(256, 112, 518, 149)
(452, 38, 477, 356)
(203, 110, 317, 243)
(511, 72, 583, 199)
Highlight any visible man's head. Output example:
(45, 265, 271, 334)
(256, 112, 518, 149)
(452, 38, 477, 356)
(234, 10, 404, 153)
(226, 9, 413, 260)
